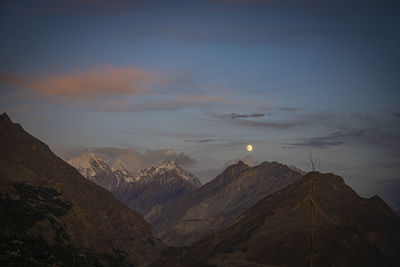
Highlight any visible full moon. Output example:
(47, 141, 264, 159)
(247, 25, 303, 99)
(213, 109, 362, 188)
(246, 144, 253, 152)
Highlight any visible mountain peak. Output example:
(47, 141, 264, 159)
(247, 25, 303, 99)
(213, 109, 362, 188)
(1, 112, 12, 123)
(236, 160, 247, 166)
(302, 171, 345, 185)
(67, 153, 112, 181)
(111, 159, 136, 182)
(161, 159, 180, 170)
(112, 159, 128, 171)
(0, 115, 163, 266)
(218, 160, 249, 180)
(166, 159, 177, 166)
(136, 161, 201, 186)
(68, 153, 104, 168)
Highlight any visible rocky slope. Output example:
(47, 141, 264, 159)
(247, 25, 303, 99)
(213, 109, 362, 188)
(0, 113, 165, 266)
(168, 172, 400, 267)
(150, 160, 304, 246)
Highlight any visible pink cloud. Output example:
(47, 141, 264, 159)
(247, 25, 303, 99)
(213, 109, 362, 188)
(0, 66, 159, 98)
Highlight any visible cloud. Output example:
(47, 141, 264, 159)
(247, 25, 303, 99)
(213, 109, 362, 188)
(210, 109, 309, 129)
(184, 138, 218, 143)
(392, 113, 400, 119)
(213, 112, 307, 129)
(220, 113, 265, 119)
(96, 94, 233, 112)
(0, 67, 159, 98)
(231, 118, 307, 129)
(54, 146, 195, 172)
(287, 128, 374, 148)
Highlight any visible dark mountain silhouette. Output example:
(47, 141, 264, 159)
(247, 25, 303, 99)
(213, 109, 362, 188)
(150, 160, 304, 246)
(0, 113, 165, 266)
(167, 172, 400, 267)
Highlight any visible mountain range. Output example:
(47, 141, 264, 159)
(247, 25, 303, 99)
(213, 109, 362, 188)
(2, 112, 400, 267)
(67, 150, 305, 246)
(67, 154, 201, 217)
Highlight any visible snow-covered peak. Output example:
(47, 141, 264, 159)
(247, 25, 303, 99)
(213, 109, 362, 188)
(135, 160, 201, 187)
(112, 159, 137, 183)
(162, 159, 179, 170)
(68, 153, 102, 168)
(68, 153, 110, 178)
(112, 160, 129, 174)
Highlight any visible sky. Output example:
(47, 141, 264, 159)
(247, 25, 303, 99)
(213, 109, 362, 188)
(1, 0, 400, 208)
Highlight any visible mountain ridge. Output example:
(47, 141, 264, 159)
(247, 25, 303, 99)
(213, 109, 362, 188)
(150, 160, 304, 246)
(167, 172, 400, 266)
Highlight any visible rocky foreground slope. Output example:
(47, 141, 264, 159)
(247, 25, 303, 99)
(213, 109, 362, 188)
(0, 113, 165, 266)
(167, 172, 400, 267)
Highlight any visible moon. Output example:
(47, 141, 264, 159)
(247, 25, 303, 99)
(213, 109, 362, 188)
(246, 144, 253, 152)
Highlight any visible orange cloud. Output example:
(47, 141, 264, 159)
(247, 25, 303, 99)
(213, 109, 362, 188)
(0, 66, 159, 97)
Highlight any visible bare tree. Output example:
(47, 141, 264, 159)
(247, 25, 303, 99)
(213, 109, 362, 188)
(308, 149, 321, 172)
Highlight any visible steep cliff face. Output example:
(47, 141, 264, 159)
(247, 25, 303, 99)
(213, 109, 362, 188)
(150, 160, 304, 246)
(0, 113, 165, 266)
(168, 172, 400, 267)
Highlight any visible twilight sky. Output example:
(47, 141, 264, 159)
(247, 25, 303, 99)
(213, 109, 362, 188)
(1, 0, 399, 208)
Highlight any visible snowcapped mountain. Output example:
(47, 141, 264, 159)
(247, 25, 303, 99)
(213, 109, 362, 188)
(115, 160, 201, 217)
(68, 153, 111, 179)
(68, 153, 201, 218)
(67, 153, 128, 191)
(135, 159, 201, 186)
(112, 159, 137, 183)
